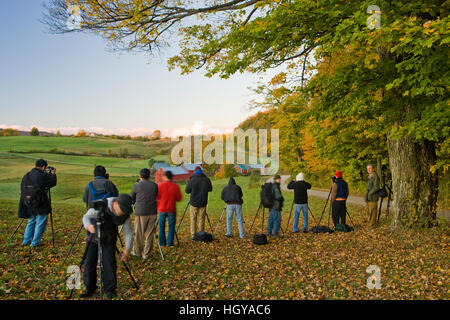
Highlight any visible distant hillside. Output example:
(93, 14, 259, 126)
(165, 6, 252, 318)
(0, 135, 176, 160)
(0, 128, 54, 137)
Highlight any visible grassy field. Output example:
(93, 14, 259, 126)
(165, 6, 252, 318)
(0, 135, 175, 158)
(0, 136, 448, 300)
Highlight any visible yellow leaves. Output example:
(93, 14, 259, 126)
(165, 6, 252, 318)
(423, 20, 433, 28)
(245, 286, 251, 290)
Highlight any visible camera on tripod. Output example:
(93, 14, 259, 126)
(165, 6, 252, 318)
(93, 200, 107, 223)
(45, 166, 56, 174)
(331, 175, 337, 183)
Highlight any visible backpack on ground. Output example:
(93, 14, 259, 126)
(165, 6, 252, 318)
(311, 225, 334, 234)
(334, 224, 354, 232)
(88, 181, 114, 202)
(260, 183, 274, 208)
(193, 231, 213, 242)
(21, 172, 45, 208)
(253, 234, 268, 245)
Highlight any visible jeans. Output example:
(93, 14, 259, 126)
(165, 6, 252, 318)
(267, 210, 281, 236)
(158, 212, 176, 246)
(22, 214, 48, 246)
(226, 204, 245, 238)
(293, 203, 308, 232)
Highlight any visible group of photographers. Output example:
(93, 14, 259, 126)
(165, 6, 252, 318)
(18, 158, 382, 299)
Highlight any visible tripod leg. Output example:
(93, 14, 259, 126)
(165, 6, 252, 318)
(308, 207, 318, 224)
(248, 204, 261, 234)
(213, 207, 226, 236)
(206, 213, 214, 235)
(10, 219, 25, 241)
(176, 202, 189, 235)
(346, 209, 355, 227)
(377, 198, 384, 223)
(261, 208, 265, 234)
(284, 201, 294, 234)
(62, 224, 84, 266)
(317, 186, 332, 226)
(174, 230, 180, 246)
(50, 211, 55, 247)
(115, 247, 139, 290)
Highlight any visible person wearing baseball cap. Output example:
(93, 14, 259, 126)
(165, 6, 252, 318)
(80, 193, 134, 299)
(331, 170, 349, 227)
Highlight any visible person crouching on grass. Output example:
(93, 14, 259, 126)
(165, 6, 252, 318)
(157, 170, 182, 247)
(79, 194, 133, 299)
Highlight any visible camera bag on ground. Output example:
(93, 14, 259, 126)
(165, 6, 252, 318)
(253, 234, 268, 245)
(260, 183, 274, 208)
(311, 226, 334, 234)
(193, 231, 213, 242)
(334, 224, 354, 232)
(21, 172, 45, 209)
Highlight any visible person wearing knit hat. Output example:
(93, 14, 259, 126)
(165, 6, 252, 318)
(331, 170, 349, 228)
(287, 172, 312, 232)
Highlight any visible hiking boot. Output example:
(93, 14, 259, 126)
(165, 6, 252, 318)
(79, 290, 95, 299)
(226, 234, 233, 238)
(302, 229, 308, 233)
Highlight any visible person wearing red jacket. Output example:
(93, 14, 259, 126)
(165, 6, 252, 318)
(157, 170, 182, 246)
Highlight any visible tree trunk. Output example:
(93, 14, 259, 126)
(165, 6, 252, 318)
(387, 136, 438, 229)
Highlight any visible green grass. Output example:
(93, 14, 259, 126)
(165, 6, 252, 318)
(0, 135, 174, 159)
(0, 140, 448, 300)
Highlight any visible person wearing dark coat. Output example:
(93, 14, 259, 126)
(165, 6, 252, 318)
(82, 165, 119, 209)
(18, 159, 57, 247)
(287, 172, 312, 232)
(185, 168, 212, 238)
(267, 175, 284, 237)
(221, 177, 245, 238)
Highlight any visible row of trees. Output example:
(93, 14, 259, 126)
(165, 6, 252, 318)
(43, 0, 449, 229)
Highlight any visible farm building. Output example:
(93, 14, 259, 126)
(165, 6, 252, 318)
(154, 163, 204, 184)
(234, 163, 272, 176)
(234, 164, 251, 175)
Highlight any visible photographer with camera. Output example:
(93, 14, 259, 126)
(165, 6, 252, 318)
(82, 165, 119, 209)
(130, 168, 158, 259)
(79, 194, 133, 299)
(365, 164, 380, 227)
(331, 171, 349, 227)
(18, 159, 57, 247)
(267, 174, 285, 237)
(287, 173, 312, 233)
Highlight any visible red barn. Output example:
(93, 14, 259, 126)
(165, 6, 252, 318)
(154, 166, 191, 184)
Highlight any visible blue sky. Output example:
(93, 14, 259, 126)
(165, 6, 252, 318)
(0, 0, 274, 137)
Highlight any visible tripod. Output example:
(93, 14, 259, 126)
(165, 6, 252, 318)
(213, 207, 227, 236)
(67, 219, 139, 300)
(284, 200, 318, 233)
(315, 186, 354, 228)
(248, 203, 266, 234)
(377, 179, 393, 223)
(10, 189, 55, 247)
(177, 202, 214, 237)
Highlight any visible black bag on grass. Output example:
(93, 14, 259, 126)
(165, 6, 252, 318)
(253, 234, 268, 245)
(193, 231, 213, 242)
(311, 226, 334, 234)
